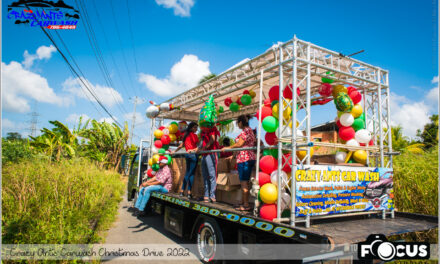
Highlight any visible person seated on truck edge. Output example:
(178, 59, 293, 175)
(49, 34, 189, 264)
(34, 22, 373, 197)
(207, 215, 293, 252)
(195, 124, 220, 203)
(219, 137, 233, 158)
(221, 114, 256, 211)
(171, 122, 199, 199)
(134, 157, 172, 216)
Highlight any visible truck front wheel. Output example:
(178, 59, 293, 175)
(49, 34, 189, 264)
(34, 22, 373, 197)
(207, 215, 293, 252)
(195, 218, 224, 263)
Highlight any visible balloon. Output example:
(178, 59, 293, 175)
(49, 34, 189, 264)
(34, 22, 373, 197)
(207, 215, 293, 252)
(280, 192, 291, 211)
(264, 98, 271, 107)
(162, 144, 169, 150)
(159, 126, 165, 130)
(168, 124, 178, 134)
(229, 102, 240, 112)
(337, 111, 344, 118)
(162, 128, 170, 135)
(218, 106, 224, 113)
(153, 154, 160, 163)
(147, 168, 154, 178)
(321, 71, 334, 83)
(146, 105, 160, 118)
(165, 154, 173, 165)
(158, 148, 166, 154)
(270, 170, 288, 188)
(339, 113, 354, 127)
(334, 93, 354, 113)
(332, 85, 348, 97)
(265, 132, 278, 145)
(160, 103, 170, 112)
(259, 155, 278, 174)
(262, 116, 278, 133)
(281, 153, 292, 173)
(258, 172, 271, 187)
(346, 139, 360, 147)
(318, 83, 333, 97)
(270, 100, 279, 108)
(241, 94, 252, 105)
(148, 158, 153, 166)
(161, 135, 171, 145)
(335, 151, 347, 163)
(237, 96, 243, 106)
(351, 104, 363, 118)
(297, 147, 314, 161)
(151, 146, 158, 154)
(169, 133, 177, 142)
(243, 90, 250, 95)
(368, 139, 374, 146)
(170, 121, 178, 126)
(339, 126, 355, 141)
(249, 90, 256, 98)
(349, 90, 362, 105)
(231, 95, 239, 103)
(224, 97, 232, 107)
(347, 86, 356, 94)
(154, 129, 163, 139)
(260, 203, 277, 221)
(355, 129, 371, 144)
(256, 106, 273, 121)
(353, 150, 367, 164)
(260, 183, 278, 204)
(272, 102, 292, 121)
(152, 163, 160, 171)
(199, 95, 218, 127)
(352, 118, 365, 131)
(263, 149, 278, 159)
(154, 140, 163, 148)
(269, 85, 280, 102)
(336, 119, 343, 128)
(282, 84, 300, 99)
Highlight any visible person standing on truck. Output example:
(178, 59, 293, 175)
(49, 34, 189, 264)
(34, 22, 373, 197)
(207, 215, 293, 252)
(134, 157, 172, 216)
(171, 122, 199, 199)
(221, 115, 256, 211)
(197, 125, 220, 203)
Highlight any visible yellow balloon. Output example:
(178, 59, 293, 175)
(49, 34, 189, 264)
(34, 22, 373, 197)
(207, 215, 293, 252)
(272, 102, 292, 120)
(249, 90, 256, 98)
(168, 124, 178, 134)
(332, 85, 348, 97)
(353, 150, 367, 164)
(154, 129, 163, 139)
(296, 147, 314, 161)
(351, 104, 363, 118)
(169, 133, 177, 142)
(260, 183, 278, 204)
(148, 158, 153, 166)
(153, 154, 160, 163)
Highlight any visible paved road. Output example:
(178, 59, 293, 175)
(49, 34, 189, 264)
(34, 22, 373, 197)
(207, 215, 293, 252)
(103, 192, 202, 264)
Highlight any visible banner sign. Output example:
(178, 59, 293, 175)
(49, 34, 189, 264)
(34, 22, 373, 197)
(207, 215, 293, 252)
(295, 165, 393, 217)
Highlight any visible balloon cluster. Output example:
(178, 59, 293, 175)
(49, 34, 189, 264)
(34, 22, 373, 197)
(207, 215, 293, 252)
(146, 102, 176, 119)
(224, 89, 256, 112)
(319, 74, 373, 164)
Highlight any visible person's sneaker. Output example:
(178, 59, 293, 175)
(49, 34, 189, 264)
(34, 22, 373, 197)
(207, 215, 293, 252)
(187, 194, 192, 199)
(179, 192, 184, 197)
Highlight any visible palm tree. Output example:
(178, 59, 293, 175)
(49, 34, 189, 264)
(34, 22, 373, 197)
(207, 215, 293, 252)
(198, 73, 217, 84)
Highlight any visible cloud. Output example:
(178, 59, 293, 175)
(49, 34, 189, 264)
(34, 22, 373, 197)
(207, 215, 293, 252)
(155, 0, 194, 17)
(139, 54, 210, 97)
(2, 61, 70, 113)
(2, 118, 29, 136)
(22, 45, 56, 68)
(426, 87, 439, 105)
(66, 113, 90, 125)
(99, 117, 118, 124)
(63, 77, 123, 107)
(123, 112, 146, 126)
(431, 76, 439, 84)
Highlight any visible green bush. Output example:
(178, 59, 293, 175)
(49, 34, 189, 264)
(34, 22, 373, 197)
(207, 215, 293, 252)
(2, 139, 34, 165)
(2, 158, 124, 244)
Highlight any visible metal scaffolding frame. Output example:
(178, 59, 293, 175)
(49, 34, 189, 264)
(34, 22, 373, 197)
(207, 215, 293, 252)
(153, 35, 393, 228)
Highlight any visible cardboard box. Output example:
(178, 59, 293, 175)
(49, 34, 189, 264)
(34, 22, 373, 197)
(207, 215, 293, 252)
(171, 157, 186, 193)
(191, 165, 204, 198)
(217, 189, 242, 205)
(227, 156, 237, 171)
(216, 173, 241, 191)
(217, 158, 230, 173)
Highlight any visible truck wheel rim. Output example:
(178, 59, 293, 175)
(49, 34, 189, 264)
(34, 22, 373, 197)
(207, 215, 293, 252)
(199, 226, 216, 260)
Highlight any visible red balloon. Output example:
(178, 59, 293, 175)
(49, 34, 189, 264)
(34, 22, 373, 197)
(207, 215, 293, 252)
(161, 135, 171, 145)
(368, 139, 374, 146)
(224, 97, 232, 107)
(256, 106, 273, 121)
(243, 90, 250, 95)
(339, 126, 355, 141)
(269, 85, 280, 102)
(159, 126, 165, 130)
(336, 119, 342, 128)
(259, 155, 278, 174)
(263, 98, 271, 107)
(265, 132, 278, 145)
(319, 83, 333, 97)
(154, 140, 163, 148)
(282, 153, 292, 173)
(347, 86, 356, 94)
(260, 203, 277, 221)
(349, 90, 362, 104)
(258, 172, 271, 187)
(360, 143, 366, 146)
(282, 84, 301, 100)
(147, 168, 154, 177)
(237, 96, 243, 105)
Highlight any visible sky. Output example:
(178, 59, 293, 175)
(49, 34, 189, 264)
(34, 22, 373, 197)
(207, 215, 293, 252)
(2, 0, 438, 142)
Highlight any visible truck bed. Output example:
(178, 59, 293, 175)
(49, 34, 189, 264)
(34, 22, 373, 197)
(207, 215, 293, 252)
(150, 192, 437, 246)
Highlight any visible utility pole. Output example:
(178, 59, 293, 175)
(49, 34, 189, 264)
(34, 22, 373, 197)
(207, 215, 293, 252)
(28, 102, 40, 137)
(129, 96, 145, 145)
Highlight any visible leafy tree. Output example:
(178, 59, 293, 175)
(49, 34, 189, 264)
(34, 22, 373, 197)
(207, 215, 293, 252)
(6, 132, 22, 141)
(198, 73, 217, 84)
(2, 138, 33, 164)
(385, 126, 424, 154)
(417, 114, 438, 149)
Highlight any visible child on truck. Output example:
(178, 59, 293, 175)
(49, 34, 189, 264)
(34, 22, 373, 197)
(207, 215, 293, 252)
(135, 157, 172, 216)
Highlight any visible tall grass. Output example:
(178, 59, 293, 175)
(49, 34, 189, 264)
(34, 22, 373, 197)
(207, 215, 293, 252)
(2, 158, 124, 244)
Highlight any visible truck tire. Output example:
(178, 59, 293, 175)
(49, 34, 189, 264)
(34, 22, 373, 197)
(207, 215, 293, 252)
(195, 217, 224, 263)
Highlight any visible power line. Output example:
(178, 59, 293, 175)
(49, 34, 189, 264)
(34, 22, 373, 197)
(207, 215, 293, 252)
(125, 0, 140, 74)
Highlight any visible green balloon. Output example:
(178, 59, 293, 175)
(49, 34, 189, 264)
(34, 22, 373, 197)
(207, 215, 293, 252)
(359, 112, 365, 122)
(218, 106, 224, 113)
(229, 102, 240, 112)
(171, 122, 178, 126)
(257, 191, 262, 202)
(322, 71, 335, 84)
(271, 100, 279, 108)
(263, 149, 278, 159)
(165, 154, 172, 165)
(334, 92, 353, 113)
(158, 148, 166, 154)
(337, 111, 343, 118)
(152, 163, 160, 171)
(348, 159, 354, 164)
(162, 144, 169, 150)
(241, 94, 252, 106)
(352, 118, 365, 131)
(262, 116, 278, 133)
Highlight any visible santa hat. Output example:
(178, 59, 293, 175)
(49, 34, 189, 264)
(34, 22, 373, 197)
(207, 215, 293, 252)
(159, 156, 168, 164)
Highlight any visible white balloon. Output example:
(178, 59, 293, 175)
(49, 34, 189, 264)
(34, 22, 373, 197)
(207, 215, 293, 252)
(160, 103, 170, 112)
(162, 128, 170, 135)
(335, 151, 347, 163)
(346, 139, 360, 147)
(340, 113, 354, 127)
(276, 127, 293, 137)
(151, 146, 158, 154)
(279, 192, 291, 211)
(355, 129, 372, 144)
(146, 105, 159, 118)
(270, 170, 288, 189)
(296, 129, 305, 137)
